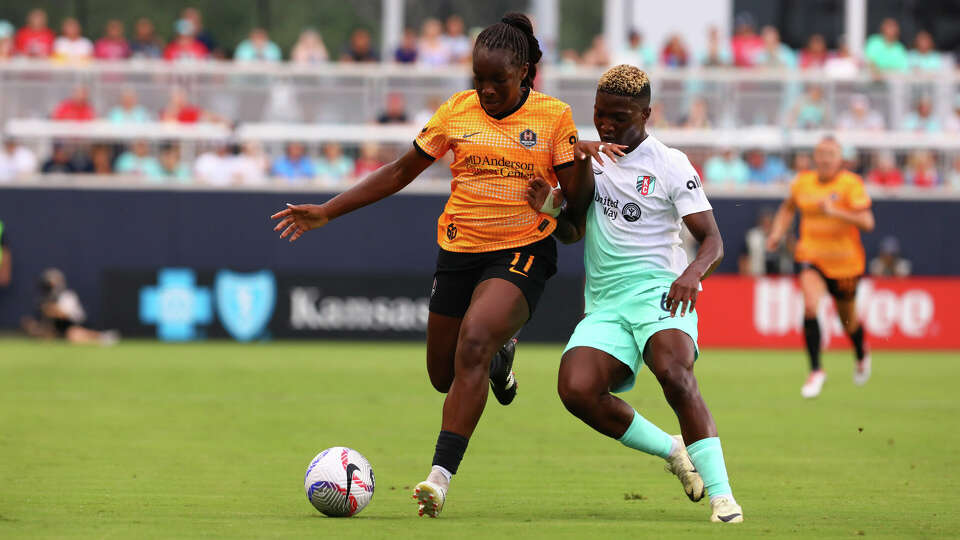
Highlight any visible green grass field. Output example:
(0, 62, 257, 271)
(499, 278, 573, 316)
(0, 340, 957, 539)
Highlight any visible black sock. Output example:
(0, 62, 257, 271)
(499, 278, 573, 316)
(803, 317, 821, 371)
(848, 325, 866, 361)
(432, 430, 469, 475)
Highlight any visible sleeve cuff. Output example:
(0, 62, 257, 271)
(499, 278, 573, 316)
(412, 141, 437, 161)
(677, 204, 713, 218)
(553, 160, 574, 172)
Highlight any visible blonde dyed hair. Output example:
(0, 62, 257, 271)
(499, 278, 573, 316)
(597, 64, 651, 101)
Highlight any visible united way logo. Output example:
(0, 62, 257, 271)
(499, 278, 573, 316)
(215, 270, 276, 342)
(519, 129, 537, 148)
(637, 175, 656, 196)
(140, 268, 212, 341)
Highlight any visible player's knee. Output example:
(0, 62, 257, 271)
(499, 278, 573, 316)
(456, 325, 497, 373)
(557, 368, 601, 415)
(651, 354, 698, 401)
(843, 318, 860, 334)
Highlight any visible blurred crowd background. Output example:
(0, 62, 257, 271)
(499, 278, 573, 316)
(0, 1, 959, 190)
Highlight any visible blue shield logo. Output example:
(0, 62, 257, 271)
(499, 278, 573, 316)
(215, 270, 276, 342)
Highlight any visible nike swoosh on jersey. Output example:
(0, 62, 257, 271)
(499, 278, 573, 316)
(508, 267, 528, 277)
(658, 315, 672, 321)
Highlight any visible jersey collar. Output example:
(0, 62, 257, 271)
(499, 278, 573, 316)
(483, 87, 530, 121)
(618, 133, 653, 163)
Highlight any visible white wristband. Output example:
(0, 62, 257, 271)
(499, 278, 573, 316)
(539, 187, 564, 218)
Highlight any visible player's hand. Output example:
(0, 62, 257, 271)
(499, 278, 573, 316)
(270, 203, 329, 242)
(575, 140, 627, 166)
(525, 177, 560, 211)
(765, 234, 780, 252)
(819, 198, 839, 217)
(665, 269, 700, 317)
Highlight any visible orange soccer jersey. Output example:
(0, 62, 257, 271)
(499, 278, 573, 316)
(790, 170, 872, 278)
(414, 89, 578, 253)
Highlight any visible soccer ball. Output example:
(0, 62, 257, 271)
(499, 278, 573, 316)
(304, 447, 375, 517)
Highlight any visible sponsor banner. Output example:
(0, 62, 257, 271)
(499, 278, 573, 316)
(102, 269, 583, 342)
(697, 276, 960, 349)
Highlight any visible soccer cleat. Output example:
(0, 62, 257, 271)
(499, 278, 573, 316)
(489, 338, 518, 405)
(801, 370, 827, 399)
(413, 481, 446, 518)
(709, 496, 744, 523)
(664, 435, 705, 502)
(854, 355, 871, 386)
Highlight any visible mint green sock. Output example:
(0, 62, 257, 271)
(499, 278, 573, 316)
(618, 410, 674, 459)
(686, 437, 732, 498)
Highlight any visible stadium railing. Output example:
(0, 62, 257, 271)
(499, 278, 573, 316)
(2, 60, 958, 127)
(3, 173, 958, 201)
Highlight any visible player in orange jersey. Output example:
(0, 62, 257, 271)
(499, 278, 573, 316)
(766, 137, 875, 398)
(270, 13, 583, 517)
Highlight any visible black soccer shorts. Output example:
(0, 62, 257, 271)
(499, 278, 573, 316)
(801, 263, 861, 302)
(429, 235, 558, 319)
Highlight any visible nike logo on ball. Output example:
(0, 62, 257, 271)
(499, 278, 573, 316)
(462, 132, 482, 138)
(345, 463, 360, 504)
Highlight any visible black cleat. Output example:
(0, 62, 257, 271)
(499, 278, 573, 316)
(489, 338, 518, 405)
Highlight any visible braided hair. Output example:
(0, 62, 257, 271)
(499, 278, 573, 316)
(474, 12, 543, 88)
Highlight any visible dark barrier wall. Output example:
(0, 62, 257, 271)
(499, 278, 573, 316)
(0, 187, 957, 330)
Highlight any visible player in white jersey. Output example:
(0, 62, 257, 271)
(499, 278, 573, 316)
(526, 65, 742, 523)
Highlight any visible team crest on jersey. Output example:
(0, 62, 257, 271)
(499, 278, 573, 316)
(637, 176, 656, 196)
(519, 129, 537, 148)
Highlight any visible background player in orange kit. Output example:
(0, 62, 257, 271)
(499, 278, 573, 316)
(270, 13, 581, 517)
(766, 136, 875, 398)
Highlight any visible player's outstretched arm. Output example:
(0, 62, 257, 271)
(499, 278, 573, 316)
(766, 198, 796, 252)
(820, 201, 875, 231)
(270, 147, 434, 242)
(665, 210, 724, 317)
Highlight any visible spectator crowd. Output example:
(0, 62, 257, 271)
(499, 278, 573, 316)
(1, 8, 960, 189)
(0, 136, 399, 187)
(1, 8, 956, 72)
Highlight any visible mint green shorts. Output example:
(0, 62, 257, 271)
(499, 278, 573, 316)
(563, 282, 699, 394)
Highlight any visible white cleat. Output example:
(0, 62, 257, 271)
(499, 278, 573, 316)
(413, 481, 446, 518)
(854, 355, 871, 386)
(801, 370, 827, 399)
(664, 435, 705, 502)
(710, 496, 744, 523)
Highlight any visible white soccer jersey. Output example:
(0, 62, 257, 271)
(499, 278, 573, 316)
(583, 134, 712, 312)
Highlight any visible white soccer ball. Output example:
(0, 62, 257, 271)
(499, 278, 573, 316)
(304, 447, 375, 517)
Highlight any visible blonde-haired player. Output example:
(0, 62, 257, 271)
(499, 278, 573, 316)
(767, 136, 875, 398)
(528, 64, 742, 523)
